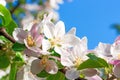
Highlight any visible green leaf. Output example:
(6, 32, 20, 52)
(0, 36, 8, 42)
(0, 54, 10, 69)
(13, 52, 24, 62)
(12, 42, 26, 51)
(5, 20, 17, 35)
(37, 70, 50, 78)
(0, 4, 12, 26)
(46, 71, 65, 80)
(78, 53, 108, 70)
(9, 62, 17, 80)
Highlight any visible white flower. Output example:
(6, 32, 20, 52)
(61, 37, 88, 68)
(43, 20, 80, 55)
(16, 56, 44, 80)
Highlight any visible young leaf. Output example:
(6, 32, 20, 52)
(0, 54, 10, 69)
(78, 53, 108, 70)
(12, 42, 26, 51)
(13, 52, 24, 62)
(46, 71, 65, 80)
(0, 4, 12, 26)
(5, 20, 17, 35)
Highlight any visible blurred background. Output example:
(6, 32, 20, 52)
(2, 0, 120, 49)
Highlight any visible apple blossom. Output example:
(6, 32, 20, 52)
(43, 20, 80, 55)
(13, 21, 43, 53)
(60, 37, 97, 79)
(31, 55, 58, 75)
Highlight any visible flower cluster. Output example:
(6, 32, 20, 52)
(0, 0, 120, 80)
(12, 13, 120, 79)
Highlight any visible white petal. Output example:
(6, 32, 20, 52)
(61, 54, 74, 67)
(54, 21, 65, 38)
(95, 42, 111, 58)
(111, 44, 120, 59)
(42, 39, 51, 51)
(23, 22, 34, 31)
(67, 27, 76, 35)
(44, 22, 54, 39)
(31, 59, 44, 74)
(50, 0, 59, 9)
(45, 60, 58, 74)
(65, 68, 80, 80)
(113, 62, 120, 78)
(13, 28, 28, 44)
(81, 68, 97, 77)
(63, 34, 80, 46)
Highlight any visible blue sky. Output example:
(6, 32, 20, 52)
(58, 0, 120, 49)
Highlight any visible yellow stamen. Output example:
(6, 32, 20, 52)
(74, 57, 83, 68)
(27, 35, 35, 47)
(49, 38, 61, 47)
(40, 56, 48, 65)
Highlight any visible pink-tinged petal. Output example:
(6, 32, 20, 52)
(35, 35, 43, 47)
(45, 60, 58, 74)
(44, 22, 54, 39)
(65, 68, 80, 80)
(85, 75, 102, 80)
(13, 28, 28, 44)
(30, 24, 38, 39)
(24, 49, 41, 57)
(42, 39, 51, 51)
(63, 34, 80, 46)
(31, 59, 44, 74)
(67, 27, 76, 35)
(81, 68, 97, 77)
(54, 21, 65, 38)
(113, 62, 120, 78)
(109, 60, 120, 65)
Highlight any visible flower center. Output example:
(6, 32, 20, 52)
(74, 57, 83, 68)
(27, 35, 35, 47)
(41, 56, 48, 65)
(49, 38, 61, 47)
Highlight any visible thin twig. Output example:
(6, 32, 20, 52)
(0, 27, 16, 43)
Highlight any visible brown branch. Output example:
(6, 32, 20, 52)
(0, 27, 16, 43)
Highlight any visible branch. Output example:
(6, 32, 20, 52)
(0, 27, 16, 43)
